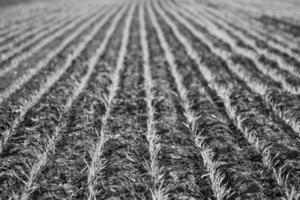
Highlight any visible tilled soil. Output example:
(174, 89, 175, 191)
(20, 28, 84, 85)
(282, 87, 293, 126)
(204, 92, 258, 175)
(0, 0, 300, 199)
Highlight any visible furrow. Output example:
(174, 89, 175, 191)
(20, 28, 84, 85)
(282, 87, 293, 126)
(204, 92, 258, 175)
(0, 6, 61, 39)
(1, 1, 300, 200)
(82, 3, 150, 198)
(153, 0, 286, 199)
(202, 7, 300, 79)
(179, 4, 300, 95)
(199, 13, 300, 137)
(171, 2, 300, 137)
(149, 2, 232, 199)
(238, 15, 300, 58)
(0, 19, 35, 39)
(0, 10, 72, 54)
(19, 3, 128, 199)
(0, 7, 99, 92)
(0, 1, 56, 25)
(19, 6, 125, 200)
(0, 16, 51, 45)
(219, 4, 300, 49)
(255, 14, 300, 38)
(85, 2, 136, 199)
(159, 1, 300, 198)
(0, 15, 74, 64)
(0, 3, 125, 199)
(140, 1, 166, 199)
(0, 5, 105, 104)
(0, 6, 71, 48)
(0, 8, 92, 76)
(0, 5, 115, 154)
(198, 1, 300, 57)
(254, 20, 300, 49)
(146, 1, 216, 199)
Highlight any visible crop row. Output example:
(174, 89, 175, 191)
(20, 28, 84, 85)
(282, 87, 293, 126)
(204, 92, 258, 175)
(0, 8, 76, 54)
(1, 0, 300, 199)
(0, 1, 125, 199)
(167, 2, 300, 139)
(157, 0, 300, 198)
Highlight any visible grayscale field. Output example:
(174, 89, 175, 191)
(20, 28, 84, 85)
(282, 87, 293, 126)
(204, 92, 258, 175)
(0, 0, 299, 199)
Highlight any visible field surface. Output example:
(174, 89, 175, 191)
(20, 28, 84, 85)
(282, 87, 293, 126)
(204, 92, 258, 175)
(0, 0, 300, 199)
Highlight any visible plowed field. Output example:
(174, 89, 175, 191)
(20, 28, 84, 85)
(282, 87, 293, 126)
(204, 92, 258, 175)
(0, 0, 300, 199)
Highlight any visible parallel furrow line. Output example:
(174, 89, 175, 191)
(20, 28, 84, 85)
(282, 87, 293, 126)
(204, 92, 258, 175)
(19, 4, 126, 200)
(238, 14, 300, 58)
(0, 7, 71, 46)
(0, 10, 73, 53)
(0, 6, 104, 104)
(202, 7, 300, 79)
(0, 8, 61, 38)
(159, 0, 300, 198)
(86, 2, 136, 199)
(180, 4, 300, 95)
(0, 15, 73, 60)
(140, 1, 167, 198)
(0, 7, 95, 76)
(171, 2, 300, 136)
(153, 2, 282, 198)
(149, 1, 233, 199)
(0, 5, 115, 154)
(188, 0, 300, 49)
